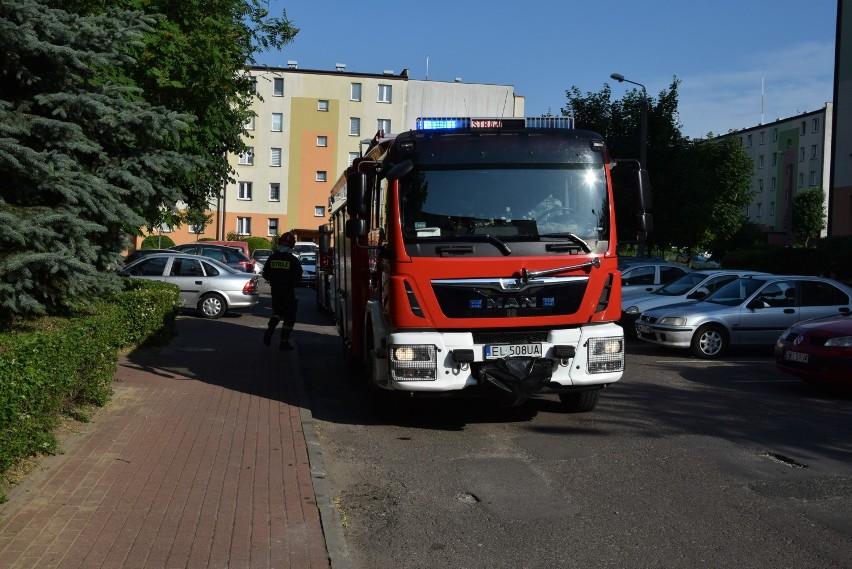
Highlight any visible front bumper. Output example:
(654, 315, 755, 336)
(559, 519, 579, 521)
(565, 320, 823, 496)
(634, 321, 695, 348)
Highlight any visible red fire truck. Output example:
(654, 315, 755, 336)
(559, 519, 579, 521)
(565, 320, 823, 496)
(324, 117, 650, 411)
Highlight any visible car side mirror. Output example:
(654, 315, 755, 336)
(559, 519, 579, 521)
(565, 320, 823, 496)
(746, 299, 765, 310)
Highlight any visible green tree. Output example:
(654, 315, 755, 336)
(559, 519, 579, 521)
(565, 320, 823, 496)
(562, 79, 752, 256)
(0, 0, 201, 323)
(793, 187, 826, 246)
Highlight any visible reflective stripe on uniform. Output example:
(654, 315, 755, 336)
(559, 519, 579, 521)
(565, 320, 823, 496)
(268, 259, 291, 269)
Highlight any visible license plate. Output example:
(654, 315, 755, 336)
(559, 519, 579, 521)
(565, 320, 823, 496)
(635, 324, 651, 335)
(484, 343, 542, 359)
(783, 350, 809, 363)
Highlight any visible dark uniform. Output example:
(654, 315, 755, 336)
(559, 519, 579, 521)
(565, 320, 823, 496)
(262, 247, 302, 349)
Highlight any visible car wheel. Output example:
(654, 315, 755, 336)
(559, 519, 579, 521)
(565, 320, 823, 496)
(690, 324, 727, 358)
(558, 390, 600, 413)
(198, 293, 226, 319)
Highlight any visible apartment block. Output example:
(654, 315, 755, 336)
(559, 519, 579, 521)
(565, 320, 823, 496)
(733, 104, 833, 245)
(154, 65, 524, 247)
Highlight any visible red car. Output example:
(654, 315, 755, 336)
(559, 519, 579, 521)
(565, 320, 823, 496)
(775, 312, 852, 383)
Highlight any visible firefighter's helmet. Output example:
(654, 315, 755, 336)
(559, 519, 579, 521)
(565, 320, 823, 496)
(279, 232, 296, 248)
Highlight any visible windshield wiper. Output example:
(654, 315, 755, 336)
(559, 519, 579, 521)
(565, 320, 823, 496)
(539, 233, 591, 254)
(437, 234, 512, 256)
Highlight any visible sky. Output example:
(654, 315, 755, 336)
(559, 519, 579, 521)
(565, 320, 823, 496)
(255, 0, 838, 139)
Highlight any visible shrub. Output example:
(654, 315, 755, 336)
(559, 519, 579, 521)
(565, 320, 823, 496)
(140, 234, 175, 249)
(245, 236, 272, 254)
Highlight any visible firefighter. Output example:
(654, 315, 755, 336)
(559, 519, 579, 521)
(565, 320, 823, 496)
(262, 232, 302, 350)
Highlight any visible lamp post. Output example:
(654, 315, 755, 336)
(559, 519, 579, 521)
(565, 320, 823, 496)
(610, 73, 648, 170)
(611, 73, 649, 256)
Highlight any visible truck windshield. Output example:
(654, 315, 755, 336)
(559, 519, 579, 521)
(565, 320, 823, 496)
(399, 165, 609, 247)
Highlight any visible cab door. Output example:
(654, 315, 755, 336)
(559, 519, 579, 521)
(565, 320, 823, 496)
(163, 257, 207, 308)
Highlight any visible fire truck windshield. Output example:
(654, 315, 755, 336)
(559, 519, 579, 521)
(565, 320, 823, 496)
(399, 165, 609, 248)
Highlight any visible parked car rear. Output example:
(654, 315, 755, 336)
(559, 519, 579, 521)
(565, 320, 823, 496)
(171, 243, 254, 273)
(117, 253, 260, 318)
(251, 249, 273, 274)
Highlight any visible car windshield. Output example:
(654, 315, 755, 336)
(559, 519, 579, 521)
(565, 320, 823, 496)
(300, 255, 316, 266)
(702, 278, 765, 306)
(653, 272, 710, 296)
(399, 165, 609, 249)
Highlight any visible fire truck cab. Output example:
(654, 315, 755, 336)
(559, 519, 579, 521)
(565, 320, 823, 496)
(327, 117, 641, 412)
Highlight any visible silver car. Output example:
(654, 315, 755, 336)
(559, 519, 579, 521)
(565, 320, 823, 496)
(635, 274, 852, 358)
(118, 253, 260, 318)
(620, 261, 692, 299)
(621, 270, 768, 333)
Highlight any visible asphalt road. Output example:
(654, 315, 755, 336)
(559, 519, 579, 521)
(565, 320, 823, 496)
(289, 285, 852, 569)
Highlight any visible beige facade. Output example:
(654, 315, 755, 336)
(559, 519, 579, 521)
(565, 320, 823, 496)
(830, 0, 852, 236)
(150, 66, 524, 248)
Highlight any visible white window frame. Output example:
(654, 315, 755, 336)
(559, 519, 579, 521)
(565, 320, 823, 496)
(377, 84, 392, 103)
(812, 118, 820, 133)
(758, 179, 764, 192)
(271, 113, 283, 132)
(351, 82, 362, 101)
(799, 147, 805, 162)
(268, 218, 279, 237)
(377, 119, 391, 135)
(348, 152, 359, 166)
(314, 206, 326, 217)
(318, 100, 329, 112)
(270, 147, 282, 167)
(189, 223, 205, 235)
(316, 171, 327, 182)
(244, 115, 255, 131)
(238, 148, 254, 165)
(349, 117, 360, 136)
(316, 136, 328, 147)
(758, 155, 764, 169)
(809, 171, 817, 186)
(272, 77, 284, 97)
(236, 217, 251, 236)
(238, 181, 253, 200)
(811, 144, 818, 159)
(269, 183, 280, 202)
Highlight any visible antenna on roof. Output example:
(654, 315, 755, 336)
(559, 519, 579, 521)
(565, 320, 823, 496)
(426, 55, 429, 81)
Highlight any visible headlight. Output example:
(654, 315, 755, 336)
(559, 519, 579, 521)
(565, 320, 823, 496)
(389, 344, 437, 381)
(659, 316, 687, 326)
(825, 336, 852, 347)
(587, 337, 624, 373)
(625, 306, 639, 315)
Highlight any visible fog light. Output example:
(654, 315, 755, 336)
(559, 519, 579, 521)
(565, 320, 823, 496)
(390, 344, 437, 381)
(587, 337, 624, 373)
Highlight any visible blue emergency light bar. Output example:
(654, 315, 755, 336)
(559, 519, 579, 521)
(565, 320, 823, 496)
(415, 116, 575, 131)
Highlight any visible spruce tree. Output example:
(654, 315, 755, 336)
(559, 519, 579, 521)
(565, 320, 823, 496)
(0, 0, 200, 323)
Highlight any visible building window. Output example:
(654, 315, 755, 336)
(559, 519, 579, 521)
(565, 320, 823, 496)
(798, 173, 804, 187)
(746, 134, 752, 147)
(271, 113, 283, 132)
(238, 148, 254, 165)
(759, 131, 765, 145)
(348, 152, 359, 166)
(351, 82, 362, 101)
(189, 223, 205, 234)
(244, 115, 255, 130)
(758, 179, 764, 193)
(349, 117, 360, 136)
(786, 138, 792, 148)
(158, 223, 173, 233)
(771, 177, 776, 191)
(378, 84, 392, 103)
(377, 119, 391, 134)
(316, 135, 328, 147)
(811, 144, 818, 159)
(238, 181, 252, 200)
(316, 171, 327, 182)
(771, 153, 777, 167)
(799, 147, 805, 162)
(269, 183, 280, 201)
(758, 155, 764, 169)
(318, 100, 329, 112)
(249, 77, 257, 94)
(769, 202, 775, 216)
(272, 77, 284, 96)
(314, 206, 326, 217)
(237, 217, 251, 235)
(773, 128, 778, 142)
(810, 171, 817, 186)
(756, 203, 762, 217)
(812, 117, 820, 133)
(268, 218, 279, 236)
(801, 121, 807, 135)
(269, 147, 281, 167)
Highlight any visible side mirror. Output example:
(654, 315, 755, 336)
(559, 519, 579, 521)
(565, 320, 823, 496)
(636, 169, 652, 211)
(346, 172, 366, 217)
(746, 299, 765, 310)
(385, 159, 413, 181)
(345, 218, 368, 238)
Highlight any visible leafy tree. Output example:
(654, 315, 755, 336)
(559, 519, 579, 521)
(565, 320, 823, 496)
(792, 187, 826, 246)
(0, 0, 200, 323)
(181, 207, 214, 240)
(562, 79, 752, 256)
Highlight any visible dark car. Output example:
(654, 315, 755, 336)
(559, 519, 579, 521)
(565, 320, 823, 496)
(251, 249, 273, 274)
(775, 313, 852, 384)
(171, 243, 254, 273)
(122, 248, 174, 267)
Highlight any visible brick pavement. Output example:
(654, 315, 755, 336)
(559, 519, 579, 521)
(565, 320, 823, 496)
(0, 311, 342, 569)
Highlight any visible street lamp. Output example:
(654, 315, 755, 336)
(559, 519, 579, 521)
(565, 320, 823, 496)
(610, 73, 648, 170)
(611, 73, 650, 257)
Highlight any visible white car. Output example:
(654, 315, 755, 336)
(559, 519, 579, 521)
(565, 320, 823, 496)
(635, 274, 852, 358)
(621, 270, 768, 333)
(620, 261, 692, 299)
